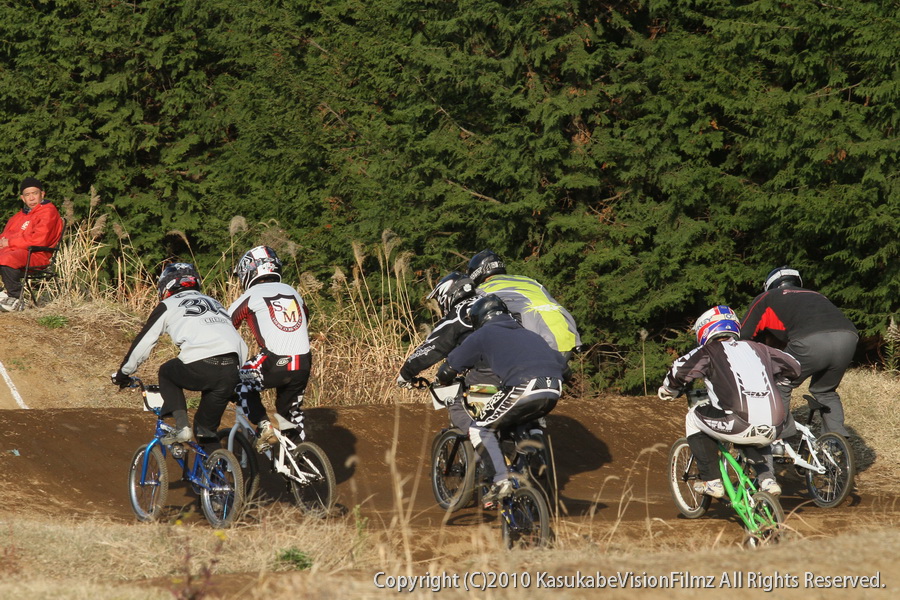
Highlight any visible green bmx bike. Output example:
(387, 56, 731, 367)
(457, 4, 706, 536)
(668, 391, 784, 546)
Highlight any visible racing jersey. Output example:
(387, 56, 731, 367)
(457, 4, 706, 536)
(228, 281, 311, 356)
(741, 287, 857, 345)
(662, 338, 801, 425)
(478, 274, 581, 353)
(446, 314, 566, 387)
(119, 290, 248, 375)
(399, 297, 475, 381)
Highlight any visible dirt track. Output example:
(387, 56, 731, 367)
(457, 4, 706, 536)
(0, 310, 894, 559)
(0, 394, 886, 551)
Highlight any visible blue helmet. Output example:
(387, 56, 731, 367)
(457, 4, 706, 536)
(693, 306, 741, 346)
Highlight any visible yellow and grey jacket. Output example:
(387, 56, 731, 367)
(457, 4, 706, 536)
(478, 274, 581, 354)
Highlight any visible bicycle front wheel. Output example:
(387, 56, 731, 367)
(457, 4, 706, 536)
(668, 438, 711, 518)
(218, 428, 260, 502)
(290, 441, 336, 517)
(806, 433, 855, 508)
(127, 444, 169, 522)
(525, 432, 558, 515)
(501, 485, 551, 549)
(745, 491, 784, 547)
(431, 429, 476, 512)
(200, 449, 245, 528)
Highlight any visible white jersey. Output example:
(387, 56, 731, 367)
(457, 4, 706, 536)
(228, 281, 311, 356)
(119, 290, 248, 375)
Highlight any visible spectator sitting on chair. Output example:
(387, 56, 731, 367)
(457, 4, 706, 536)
(0, 177, 64, 311)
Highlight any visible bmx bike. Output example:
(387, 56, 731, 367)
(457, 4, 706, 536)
(219, 403, 336, 517)
(126, 378, 245, 528)
(422, 378, 556, 548)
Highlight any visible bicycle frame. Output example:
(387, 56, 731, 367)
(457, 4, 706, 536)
(778, 422, 827, 475)
(716, 443, 777, 536)
(135, 415, 224, 492)
(225, 405, 324, 486)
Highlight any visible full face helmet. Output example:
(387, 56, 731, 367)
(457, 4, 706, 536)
(234, 246, 282, 290)
(466, 250, 506, 286)
(426, 272, 475, 315)
(763, 266, 802, 292)
(158, 263, 202, 300)
(693, 306, 741, 346)
(467, 294, 510, 329)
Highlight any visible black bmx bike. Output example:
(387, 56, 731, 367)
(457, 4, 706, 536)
(421, 379, 557, 549)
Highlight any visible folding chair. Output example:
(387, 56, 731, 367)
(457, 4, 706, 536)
(17, 224, 64, 310)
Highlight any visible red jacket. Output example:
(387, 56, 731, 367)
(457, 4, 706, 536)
(0, 202, 64, 269)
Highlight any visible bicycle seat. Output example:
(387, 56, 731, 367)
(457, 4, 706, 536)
(275, 414, 298, 430)
(803, 394, 831, 413)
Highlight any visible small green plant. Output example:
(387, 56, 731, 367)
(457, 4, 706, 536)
(275, 547, 313, 570)
(37, 314, 69, 329)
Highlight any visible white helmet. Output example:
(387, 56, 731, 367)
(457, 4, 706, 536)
(234, 246, 282, 290)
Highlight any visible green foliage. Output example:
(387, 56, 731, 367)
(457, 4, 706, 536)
(275, 547, 313, 571)
(0, 0, 897, 391)
(36, 315, 69, 329)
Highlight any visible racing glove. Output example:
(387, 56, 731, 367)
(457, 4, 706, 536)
(111, 371, 132, 389)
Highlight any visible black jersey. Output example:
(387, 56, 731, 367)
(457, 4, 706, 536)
(741, 287, 856, 345)
(399, 298, 476, 381)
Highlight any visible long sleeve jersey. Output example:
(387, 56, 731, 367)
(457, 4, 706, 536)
(446, 315, 566, 387)
(228, 281, 311, 356)
(662, 338, 801, 424)
(399, 297, 475, 381)
(740, 287, 857, 345)
(119, 290, 248, 375)
(477, 274, 581, 353)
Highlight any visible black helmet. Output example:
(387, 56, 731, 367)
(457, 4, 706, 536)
(234, 245, 282, 290)
(158, 263, 201, 300)
(467, 250, 506, 286)
(467, 294, 509, 329)
(426, 272, 475, 315)
(764, 266, 802, 292)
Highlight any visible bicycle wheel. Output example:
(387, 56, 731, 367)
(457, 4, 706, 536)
(430, 429, 476, 512)
(668, 438, 711, 518)
(501, 485, 550, 549)
(217, 428, 260, 502)
(524, 432, 558, 514)
(127, 444, 169, 522)
(200, 449, 245, 528)
(806, 432, 855, 508)
(289, 441, 336, 517)
(745, 491, 784, 547)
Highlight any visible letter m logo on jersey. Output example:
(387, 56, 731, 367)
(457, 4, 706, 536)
(265, 295, 304, 332)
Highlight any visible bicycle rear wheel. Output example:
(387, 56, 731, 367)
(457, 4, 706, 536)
(745, 491, 784, 547)
(501, 485, 550, 549)
(806, 432, 855, 508)
(200, 449, 245, 528)
(290, 441, 336, 517)
(430, 429, 476, 512)
(218, 428, 260, 502)
(127, 444, 168, 522)
(668, 438, 711, 518)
